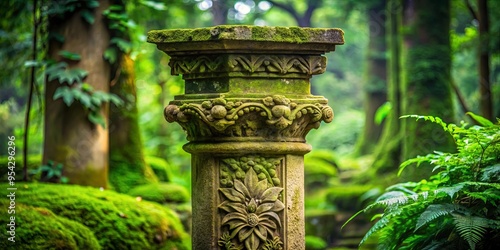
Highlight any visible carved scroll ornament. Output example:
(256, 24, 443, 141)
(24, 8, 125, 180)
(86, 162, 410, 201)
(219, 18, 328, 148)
(164, 95, 334, 140)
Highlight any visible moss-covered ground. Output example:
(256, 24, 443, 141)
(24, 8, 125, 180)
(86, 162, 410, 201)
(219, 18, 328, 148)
(0, 183, 190, 250)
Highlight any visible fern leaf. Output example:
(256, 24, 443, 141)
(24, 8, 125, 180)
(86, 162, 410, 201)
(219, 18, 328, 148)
(453, 213, 489, 250)
(366, 191, 408, 210)
(359, 215, 391, 246)
(434, 183, 465, 199)
(480, 164, 500, 182)
(421, 240, 449, 250)
(415, 204, 457, 231)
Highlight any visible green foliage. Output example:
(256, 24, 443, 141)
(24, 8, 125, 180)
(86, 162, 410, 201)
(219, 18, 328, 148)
(374, 102, 392, 125)
(2, 182, 190, 250)
(30, 160, 68, 183)
(346, 113, 500, 249)
(0, 154, 41, 180)
(305, 235, 327, 250)
(46, 60, 123, 128)
(45, 61, 88, 85)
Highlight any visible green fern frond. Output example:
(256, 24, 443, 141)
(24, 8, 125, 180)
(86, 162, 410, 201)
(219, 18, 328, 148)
(415, 204, 458, 231)
(366, 191, 409, 210)
(401, 114, 457, 134)
(480, 164, 500, 182)
(453, 213, 489, 250)
(359, 215, 391, 246)
(487, 219, 500, 230)
(434, 183, 465, 199)
(420, 240, 449, 250)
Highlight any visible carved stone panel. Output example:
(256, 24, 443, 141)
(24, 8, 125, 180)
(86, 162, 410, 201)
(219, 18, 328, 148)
(217, 155, 284, 250)
(169, 54, 326, 78)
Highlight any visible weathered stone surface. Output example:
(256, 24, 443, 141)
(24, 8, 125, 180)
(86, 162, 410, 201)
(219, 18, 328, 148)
(148, 25, 343, 250)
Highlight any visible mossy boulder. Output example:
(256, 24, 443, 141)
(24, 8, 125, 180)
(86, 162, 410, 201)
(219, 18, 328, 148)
(0, 183, 190, 250)
(326, 185, 376, 211)
(0, 203, 100, 250)
(109, 154, 158, 193)
(145, 156, 172, 182)
(128, 182, 189, 204)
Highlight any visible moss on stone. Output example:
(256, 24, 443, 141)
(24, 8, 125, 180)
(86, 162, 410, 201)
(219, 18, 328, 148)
(147, 25, 344, 44)
(2, 183, 190, 250)
(128, 182, 189, 204)
(0, 202, 100, 250)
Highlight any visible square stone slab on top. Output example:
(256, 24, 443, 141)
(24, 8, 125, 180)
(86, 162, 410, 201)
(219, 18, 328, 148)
(147, 25, 345, 55)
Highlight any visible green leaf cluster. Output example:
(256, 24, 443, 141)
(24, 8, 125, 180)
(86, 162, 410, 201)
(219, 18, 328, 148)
(47, 61, 123, 128)
(102, 4, 135, 64)
(345, 113, 500, 249)
(30, 160, 68, 183)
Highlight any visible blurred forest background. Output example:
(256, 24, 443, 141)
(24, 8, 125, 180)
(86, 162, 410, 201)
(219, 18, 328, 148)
(0, 0, 499, 249)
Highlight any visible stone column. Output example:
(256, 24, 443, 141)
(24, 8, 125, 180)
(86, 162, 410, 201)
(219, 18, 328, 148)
(148, 26, 344, 250)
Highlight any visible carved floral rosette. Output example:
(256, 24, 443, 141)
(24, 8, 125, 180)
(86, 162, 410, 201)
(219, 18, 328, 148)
(217, 156, 284, 250)
(164, 95, 334, 141)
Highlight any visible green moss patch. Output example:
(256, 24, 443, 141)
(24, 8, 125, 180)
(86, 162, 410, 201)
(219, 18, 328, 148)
(128, 182, 189, 204)
(145, 156, 172, 182)
(0, 203, 100, 250)
(1, 183, 190, 250)
(147, 25, 344, 44)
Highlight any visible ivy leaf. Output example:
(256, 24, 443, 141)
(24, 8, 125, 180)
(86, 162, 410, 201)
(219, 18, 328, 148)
(81, 83, 94, 92)
(49, 32, 65, 43)
(109, 93, 123, 106)
(81, 9, 95, 24)
(59, 68, 88, 85)
(88, 111, 106, 128)
(91, 95, 103, 107)
(110, 38, 132, 53)
(58, 50, 81, 61)
(45, 61, 68, 75)
(103, 47, 117, 64)
(85, 0, 99, 8)
(53, 86, 74, 106)
(78, 92, 92, 109)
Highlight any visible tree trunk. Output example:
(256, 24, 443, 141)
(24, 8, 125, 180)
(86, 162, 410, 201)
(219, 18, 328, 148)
(43, 0, 111, 187)
(109, 54, 157, 193)
(400, 0, 455, 180)
(212, 0, 228, 25)
(355, 0, 387, 155)
(371, 0, 403, 178)
(477, 0, 492, 120)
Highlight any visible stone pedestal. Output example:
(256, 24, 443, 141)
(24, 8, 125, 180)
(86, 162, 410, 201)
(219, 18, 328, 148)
(148, 26, 344, 250)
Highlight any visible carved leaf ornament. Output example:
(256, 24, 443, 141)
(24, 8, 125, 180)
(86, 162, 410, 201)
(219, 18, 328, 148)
(168, 54, 326, 76)
(219, 168, 284, 250)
